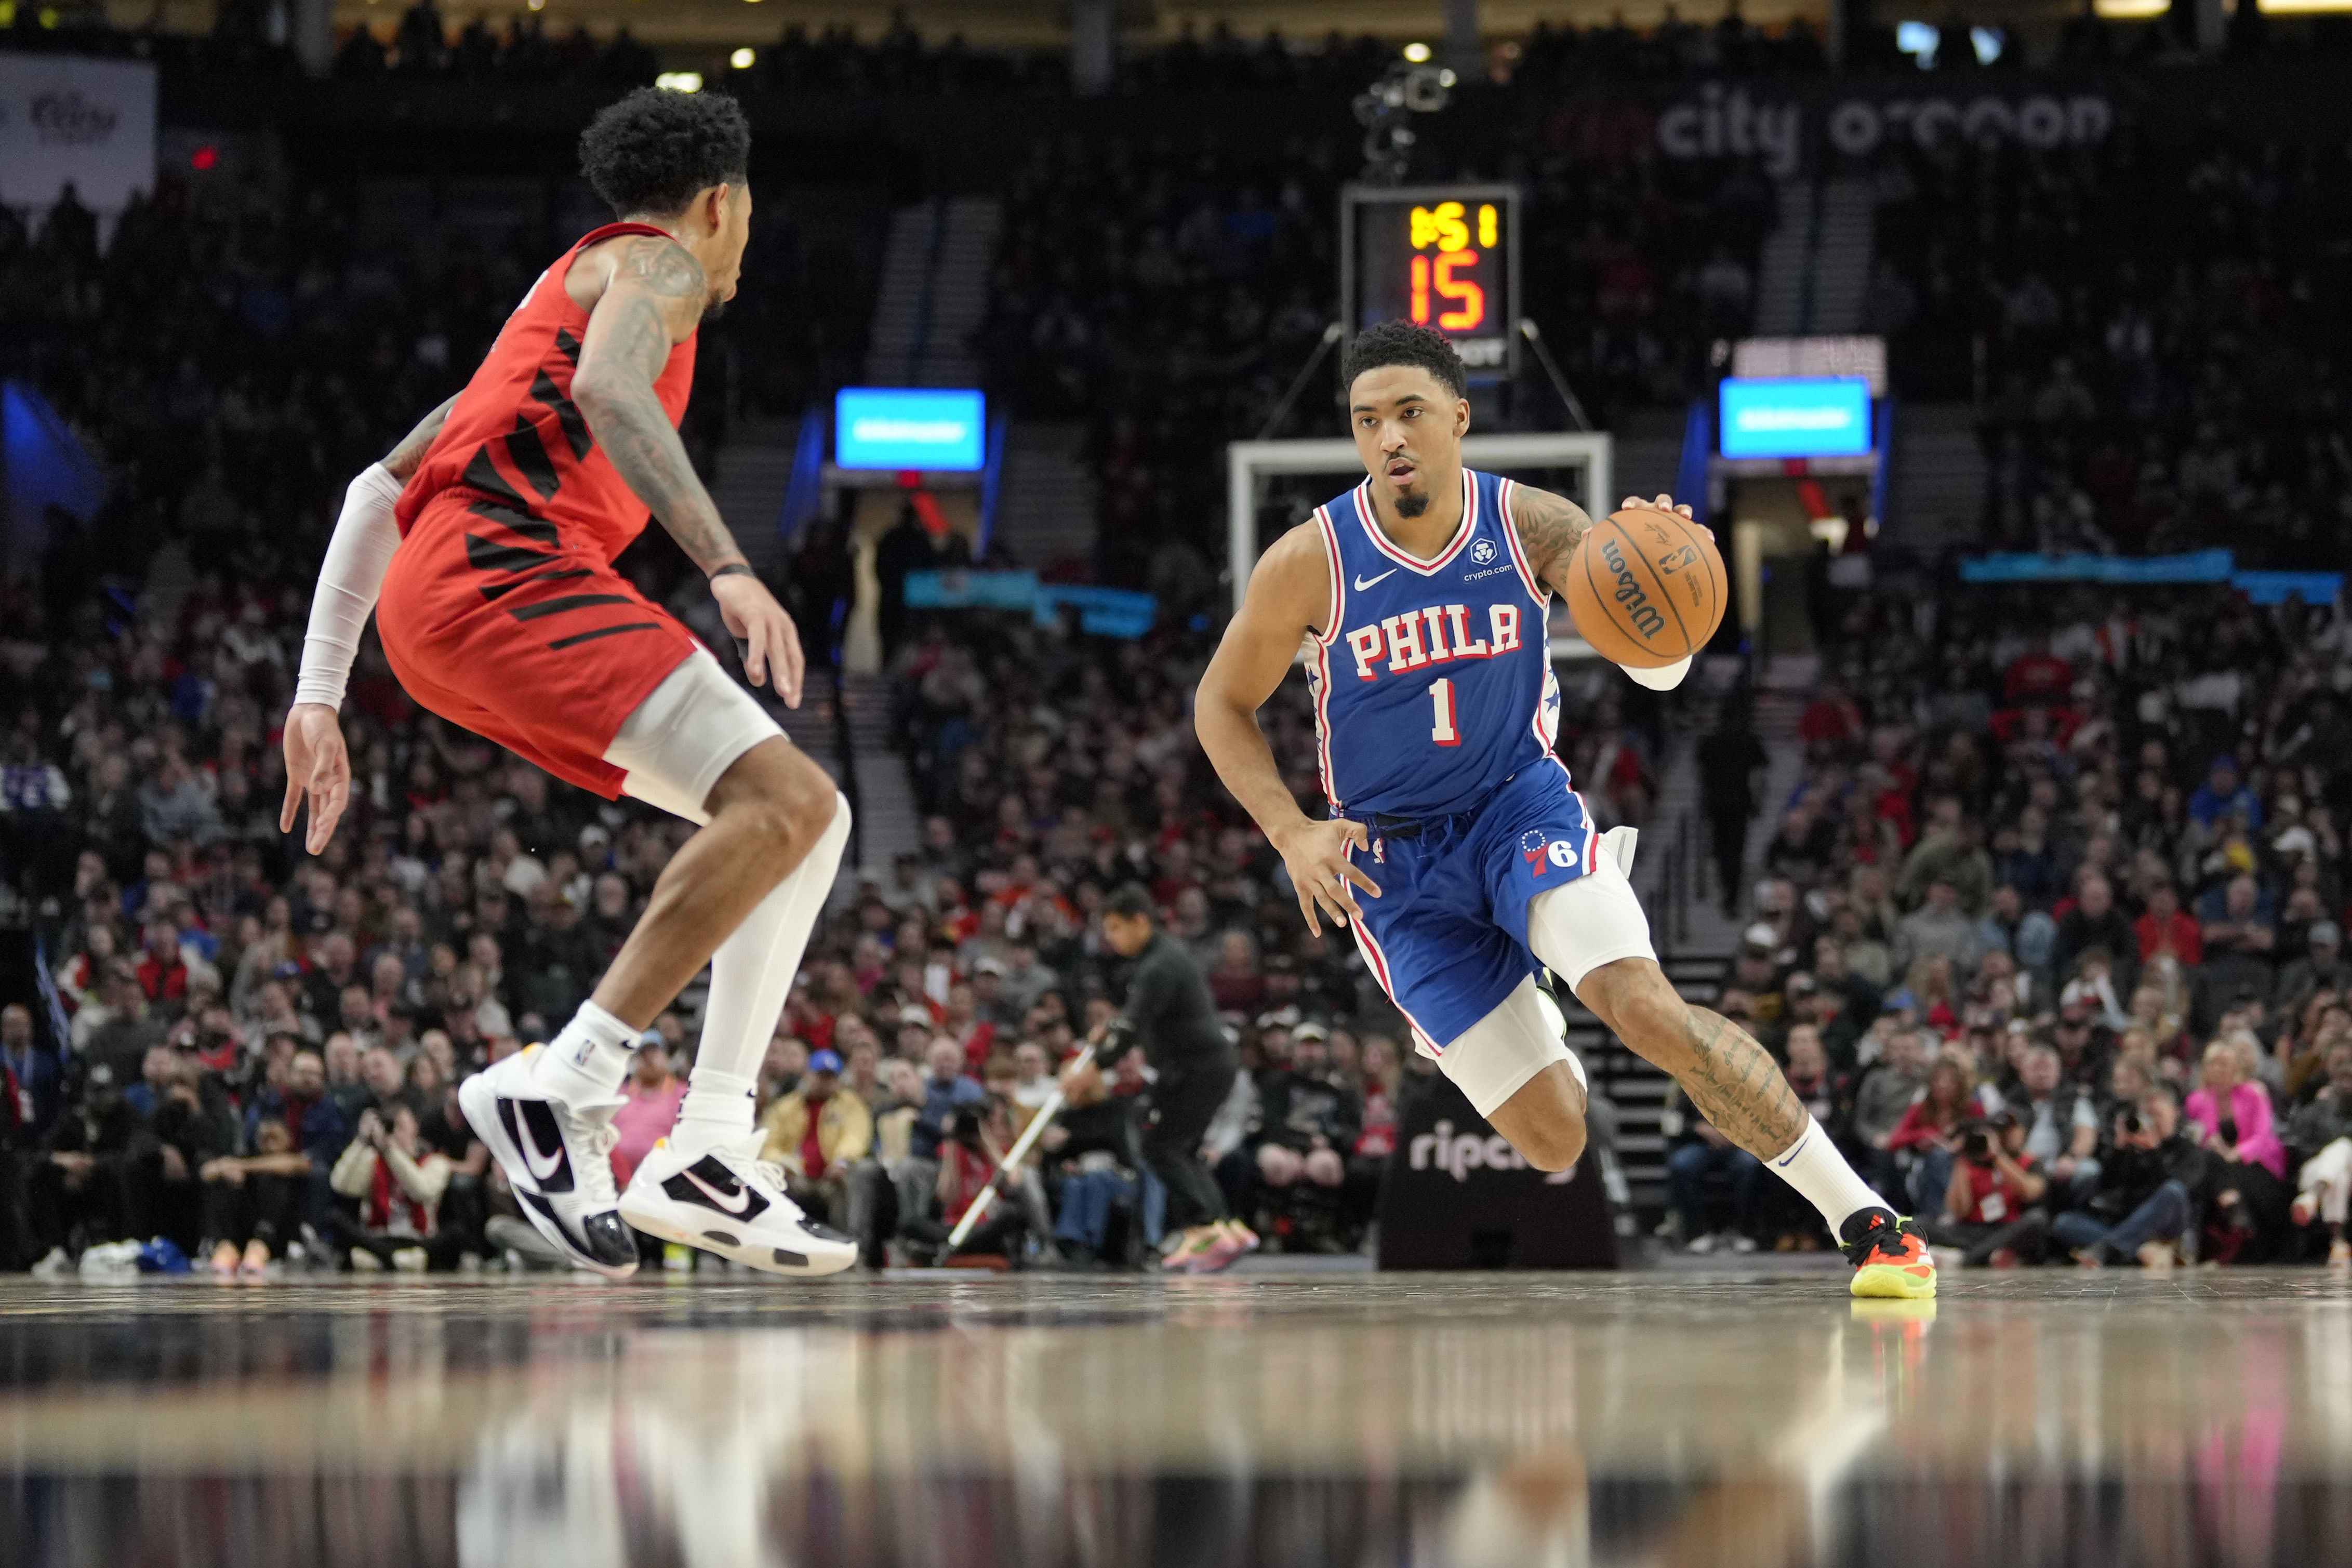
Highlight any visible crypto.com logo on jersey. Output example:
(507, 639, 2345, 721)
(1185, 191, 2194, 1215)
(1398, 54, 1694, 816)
(1651, 80, 2112, 178)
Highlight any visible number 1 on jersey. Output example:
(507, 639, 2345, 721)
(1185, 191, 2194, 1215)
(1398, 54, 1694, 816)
(1430, 677, 1460, 747)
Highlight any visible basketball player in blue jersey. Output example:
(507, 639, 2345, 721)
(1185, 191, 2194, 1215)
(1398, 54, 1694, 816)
(1197, 322, 1934, 1298)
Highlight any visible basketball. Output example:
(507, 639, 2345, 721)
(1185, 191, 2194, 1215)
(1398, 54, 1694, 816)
(1563, 509, 1728, 668)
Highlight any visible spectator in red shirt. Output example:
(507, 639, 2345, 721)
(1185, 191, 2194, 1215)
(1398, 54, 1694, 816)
(943, 982, 996, 1071)
(2002, 639, 2075, 706)
(2135, 881, 2203, 969)
(135, 920, 189, 1007)
(1796, 680, 1863, 758)
(1919, 1111, 2051, 1266)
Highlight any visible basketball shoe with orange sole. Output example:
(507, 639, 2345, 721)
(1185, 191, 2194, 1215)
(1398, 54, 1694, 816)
(1842, 1211, 1938, 1299)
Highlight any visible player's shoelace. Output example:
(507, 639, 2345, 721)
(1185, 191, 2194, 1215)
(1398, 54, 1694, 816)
(1839, 1211, 1919, 1268)
(559, 1109, 623, 1212)
(720, 1128, 810, 1224)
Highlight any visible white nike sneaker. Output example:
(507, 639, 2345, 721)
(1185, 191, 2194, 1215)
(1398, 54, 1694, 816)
(619, 1129, 858, 1278)
(458, 1045, 639, 1278)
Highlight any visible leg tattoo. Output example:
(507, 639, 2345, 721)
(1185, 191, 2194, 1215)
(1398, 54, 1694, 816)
(1673, 1007, 1805, 1160)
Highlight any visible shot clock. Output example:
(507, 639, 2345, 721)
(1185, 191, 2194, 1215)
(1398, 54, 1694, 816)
(1340, 183, 1521, 378)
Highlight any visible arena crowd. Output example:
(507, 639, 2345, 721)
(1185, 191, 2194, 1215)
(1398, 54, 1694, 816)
(6, 10, 2352, 1277)
(1672, 582, 2352, 1267)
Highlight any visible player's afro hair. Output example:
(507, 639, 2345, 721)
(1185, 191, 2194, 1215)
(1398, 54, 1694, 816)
(579, 87, 752, 219)
(1341, 319, 1469, 401)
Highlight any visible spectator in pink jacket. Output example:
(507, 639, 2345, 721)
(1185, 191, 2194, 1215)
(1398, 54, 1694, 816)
(2187, 1040, 2291, 1261)
(2186, 1043, 2287, 1179)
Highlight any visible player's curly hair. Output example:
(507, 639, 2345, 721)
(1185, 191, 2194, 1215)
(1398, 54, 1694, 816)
(578, 87, 752, 219)
(1341, 319, 1469, 401)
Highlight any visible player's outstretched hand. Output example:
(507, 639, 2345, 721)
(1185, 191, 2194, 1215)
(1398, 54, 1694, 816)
(1273, 817, 1383, 937)
(711, 569, 806, 708)
(281, 701, 351, 855)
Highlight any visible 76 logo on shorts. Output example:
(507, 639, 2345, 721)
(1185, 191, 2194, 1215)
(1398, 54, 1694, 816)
(1521, 830, 1578, 879)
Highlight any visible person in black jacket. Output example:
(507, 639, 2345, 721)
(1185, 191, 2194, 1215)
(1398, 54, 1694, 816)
(1063, 883, 1252, 1272)
(1252, 1024, 1363, 1193)
(28, 1062, 149, 1257)
(2050, 1085, 2209, 1267)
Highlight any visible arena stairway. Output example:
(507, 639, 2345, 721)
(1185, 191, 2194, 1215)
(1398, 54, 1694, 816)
(839, 672, 922, 880)
(1753, 175, 1875, 337)
(1582, 655, 1811, 1215)
(1605, 406, 1687, 508)
(706, 416, 802, 579)
(864, 197, 1002, 388)
(992, 421, 1098, 572)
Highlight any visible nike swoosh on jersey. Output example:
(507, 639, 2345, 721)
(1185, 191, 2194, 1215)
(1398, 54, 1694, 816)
(1354, 569, 1398, 591)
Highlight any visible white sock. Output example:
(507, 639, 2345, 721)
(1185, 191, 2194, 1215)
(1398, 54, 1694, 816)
(535, 1000, 636, 1106)
(1766, 1115, 1891, 1238)
(677, 791, 851, 1137)
(676, 1068, 758, 1140)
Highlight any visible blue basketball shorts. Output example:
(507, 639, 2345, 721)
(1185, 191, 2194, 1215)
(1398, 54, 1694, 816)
(1340, 759, 1654, 1055)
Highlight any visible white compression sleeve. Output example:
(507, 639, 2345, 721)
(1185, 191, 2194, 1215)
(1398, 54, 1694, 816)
(677, 792, 854, 1135)
(1619, 655, 1692, 692)
(293, 463, 407, 710)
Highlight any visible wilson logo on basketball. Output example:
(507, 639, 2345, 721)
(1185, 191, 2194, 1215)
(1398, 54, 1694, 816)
(1598, 537, 1669, 639)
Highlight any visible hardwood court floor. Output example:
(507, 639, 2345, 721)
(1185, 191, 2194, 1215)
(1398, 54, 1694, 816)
(0, 1268, 2345, 1566)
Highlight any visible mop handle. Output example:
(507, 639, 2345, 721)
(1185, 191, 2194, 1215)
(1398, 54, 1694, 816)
(944, 1044, 1097, 1251)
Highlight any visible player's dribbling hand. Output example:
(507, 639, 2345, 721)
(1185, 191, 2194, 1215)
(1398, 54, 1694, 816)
(280, 701, 352, 855)
(1621, 493, 1709, 540)
(1273, 817, 1382, 937)
(711, 569, 807, 708)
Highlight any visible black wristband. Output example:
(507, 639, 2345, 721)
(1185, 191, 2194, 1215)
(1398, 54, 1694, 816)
(709, 563, 754, 581)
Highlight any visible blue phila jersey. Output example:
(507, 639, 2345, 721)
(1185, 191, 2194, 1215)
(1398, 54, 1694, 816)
(1304, 468, 1562, 820)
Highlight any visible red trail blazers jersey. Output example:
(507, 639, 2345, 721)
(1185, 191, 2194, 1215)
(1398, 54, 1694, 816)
(394, 221, 697, 564)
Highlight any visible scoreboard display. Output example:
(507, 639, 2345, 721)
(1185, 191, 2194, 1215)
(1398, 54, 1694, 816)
(1341, 182, 1521, 378)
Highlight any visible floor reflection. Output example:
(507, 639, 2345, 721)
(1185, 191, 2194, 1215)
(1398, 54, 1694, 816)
(0, 1272, 2344, 1567)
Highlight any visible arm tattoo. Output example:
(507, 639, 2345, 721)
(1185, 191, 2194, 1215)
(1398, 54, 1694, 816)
(1510, 485, 1596, 597)
(1674, 1008, 1807, 1159)
(575, 239, 746, 576)
(381, 394, 460, 481)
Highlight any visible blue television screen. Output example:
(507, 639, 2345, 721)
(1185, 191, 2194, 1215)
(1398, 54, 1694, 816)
(834, 388, 986, 471)
(1717, 376, 1872, 459)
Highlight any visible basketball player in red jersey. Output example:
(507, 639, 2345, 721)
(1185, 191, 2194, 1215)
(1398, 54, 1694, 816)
(280, 89, 855, 1278)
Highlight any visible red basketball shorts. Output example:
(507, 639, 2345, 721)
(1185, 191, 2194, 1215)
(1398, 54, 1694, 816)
(378, 489, 702, 798)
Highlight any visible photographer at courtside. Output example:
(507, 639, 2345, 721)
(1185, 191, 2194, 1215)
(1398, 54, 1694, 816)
(1916, 1111, 2052, 1267)
(1062, 884, 1256, 1273)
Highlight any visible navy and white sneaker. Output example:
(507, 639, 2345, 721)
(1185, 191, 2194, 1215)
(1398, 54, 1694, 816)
(619, 1130, 858, 1277)
(459, 1046, 638, 1278)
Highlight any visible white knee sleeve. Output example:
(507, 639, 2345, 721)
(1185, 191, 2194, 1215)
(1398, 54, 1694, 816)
(1436, 975, 1577, 1119)
(607, 648, 785, 825)
(1525, 853, 1657, 994)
